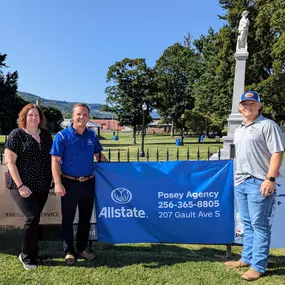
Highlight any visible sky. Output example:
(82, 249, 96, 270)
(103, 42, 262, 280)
(2, 0, 225, 104)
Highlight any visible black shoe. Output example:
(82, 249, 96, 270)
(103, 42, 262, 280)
(19, 254, 37, 270)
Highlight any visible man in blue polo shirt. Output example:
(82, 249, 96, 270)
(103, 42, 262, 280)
(50, 103, 108, 265)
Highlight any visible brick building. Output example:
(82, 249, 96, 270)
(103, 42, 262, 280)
(146, 120, 172, 134)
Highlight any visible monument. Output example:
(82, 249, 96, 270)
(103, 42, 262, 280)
(212, 11, 250, 159)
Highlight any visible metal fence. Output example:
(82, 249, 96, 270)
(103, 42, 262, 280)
(0, 146, 229, 165)
(99, 147, 222, 162)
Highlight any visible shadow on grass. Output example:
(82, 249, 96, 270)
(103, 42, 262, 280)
(38, 243, 239, 269)
(93, 243, 237, 269)
(2, 229, 285, 276)
(267, 256, 285, 276)
(0, 229, 239, 269)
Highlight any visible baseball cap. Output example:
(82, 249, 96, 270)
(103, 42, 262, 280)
(240, 90, 260, 103)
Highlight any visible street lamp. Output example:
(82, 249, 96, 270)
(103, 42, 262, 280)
(181, 114, 185, 146)
(140, 102, 147, 157)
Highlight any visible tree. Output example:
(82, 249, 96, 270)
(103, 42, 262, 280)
(41, 106, 63, 133)
(193, 29, 222, 126)
(192, 0, 285, 128)
(184, 110, 213, 140)
(105, 58, 157, 144)
(100, 104, 113, 112)
(154, 42, 202, 136)
(0, 54, 28, 134)
(248, 0, 285, 124)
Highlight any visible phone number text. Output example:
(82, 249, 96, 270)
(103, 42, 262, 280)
(158, 200, 219, 209)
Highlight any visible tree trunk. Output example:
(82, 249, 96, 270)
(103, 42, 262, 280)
(132, 125, 137, 144)
(171, 118, 175, 137)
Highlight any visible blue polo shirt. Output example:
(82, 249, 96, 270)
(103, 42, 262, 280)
(50, 124, 103, 177)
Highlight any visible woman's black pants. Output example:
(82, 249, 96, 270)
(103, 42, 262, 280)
(9, 189, 48, 265)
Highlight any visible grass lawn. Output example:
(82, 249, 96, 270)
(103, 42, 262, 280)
(99, 132, 222, 162)
(0, 132, 223, 161)
(1, 229, 285, 285)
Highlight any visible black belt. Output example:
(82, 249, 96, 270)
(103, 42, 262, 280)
(245, 175, 262, 181)
(245, 175, 255, 180)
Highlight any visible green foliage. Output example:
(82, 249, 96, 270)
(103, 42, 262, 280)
(154, 42, 202, 135)
(193, 29, 221, 119)
(41, 106, 64, 133)
(247, 0, 285, 123)
(183, 110, 222, 136)
(0, 54, 28, 134)
(0, 56, 63, 134)
(184, 111, 210, 136)
(100, 104, 113, 112)
(105, 58, 157, 143)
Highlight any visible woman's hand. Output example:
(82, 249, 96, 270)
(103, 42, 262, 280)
(18, 185, 32, 198)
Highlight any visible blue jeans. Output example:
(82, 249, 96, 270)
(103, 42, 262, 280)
(235, 178, 274, 273)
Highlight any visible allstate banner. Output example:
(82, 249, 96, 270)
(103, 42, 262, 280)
(94, 160, 234, 244)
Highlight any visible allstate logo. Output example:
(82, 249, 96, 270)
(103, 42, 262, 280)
(111, 188, 132, 204)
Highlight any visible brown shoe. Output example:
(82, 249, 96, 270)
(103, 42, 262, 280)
(65, 253, 76, 265)
(224, 259, 250, 269)
(77, 248, 96, 261)
(241, 268, 263, 281)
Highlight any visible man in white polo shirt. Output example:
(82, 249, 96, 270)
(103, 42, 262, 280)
(225, 91, 284, 281)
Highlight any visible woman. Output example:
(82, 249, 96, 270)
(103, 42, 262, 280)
(4, 103, 53, 270)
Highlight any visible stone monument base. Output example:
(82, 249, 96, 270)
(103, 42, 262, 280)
(211, 113, 243, 160)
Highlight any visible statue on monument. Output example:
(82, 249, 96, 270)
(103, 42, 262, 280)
(237, 11, 250, 51)
(211, 11, 250, 160)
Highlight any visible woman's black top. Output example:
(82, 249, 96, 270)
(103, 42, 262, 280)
(5, 128, 53, 192)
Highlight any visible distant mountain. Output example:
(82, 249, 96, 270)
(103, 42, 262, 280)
(17, 91, 160, 119)
(17, 91, 110, 118)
